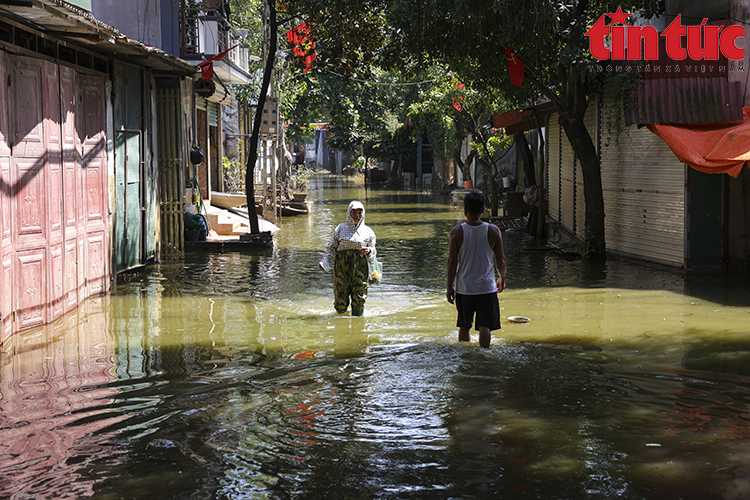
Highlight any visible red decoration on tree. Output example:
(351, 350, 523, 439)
(286, 22, 317, 72)
(504, 45, 525, 87)
(452, 78, 464, 112)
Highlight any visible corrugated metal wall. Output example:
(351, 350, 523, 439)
(560, 124, 576, 234)
(547, 115, 560, 221)
(549, 104, 597, 239)
(208, 101, 219, 127)
(625, 73, 743, 126)
(600, 99, 686, 267)
(545, 98, 685, 266)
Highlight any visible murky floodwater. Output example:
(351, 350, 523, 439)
(4, 174, 750, 499)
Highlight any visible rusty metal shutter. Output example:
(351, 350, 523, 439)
(547, 114, 560, 221)
(600, 98, 686, 267)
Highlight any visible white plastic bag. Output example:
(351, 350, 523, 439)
(368, 258, 382, 285)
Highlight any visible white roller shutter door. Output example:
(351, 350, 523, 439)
(600, 99, 686, 267)
(560, 125, 576, 234)
(547, 114, 560, 222)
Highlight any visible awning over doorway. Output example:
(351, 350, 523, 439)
(647, 106, 750, 178)
(491, 102, 555, 135)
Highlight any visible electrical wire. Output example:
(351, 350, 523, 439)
(324, 70, 438, 86)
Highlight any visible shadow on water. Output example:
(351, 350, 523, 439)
(5, 174, 750, 499)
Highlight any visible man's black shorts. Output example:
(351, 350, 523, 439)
(455, 292, 501, 331)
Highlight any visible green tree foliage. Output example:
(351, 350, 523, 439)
(406, 73, 462, 163)
(282, 69, 416, 166)
(226, 0, 265, 102)
(234, 0, 663, 251)
(280, 0, 389, 76)
(385, 0, 661, 258)
(277, 0, 418, 167)
(408, 71, 514, 213)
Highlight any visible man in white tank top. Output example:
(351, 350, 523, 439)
(446, 192, 506, 347)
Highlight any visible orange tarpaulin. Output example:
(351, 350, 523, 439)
(647, 106, 750, 178)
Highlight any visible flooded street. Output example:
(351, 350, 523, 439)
(5, 174, 750, 499)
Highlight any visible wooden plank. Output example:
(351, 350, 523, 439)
(64, 237, 78, 313)
(1, 249, 12, 342)
(0, 51, 10, 339)
(10, 57, 45, 159)
(85, 230, 107, 295)
(1, 155, 10, 249)
(61, 61, 78, 311)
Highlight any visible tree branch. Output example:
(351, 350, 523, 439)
(522, 68, 563, 112)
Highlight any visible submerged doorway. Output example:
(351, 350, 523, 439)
(112, 62, 155, 273)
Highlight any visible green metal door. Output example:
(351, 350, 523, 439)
(125, 130, 142, 268)
(114, 130, 142, 271)
(113, 63, 145, 272)
(143, 78, 155, 261)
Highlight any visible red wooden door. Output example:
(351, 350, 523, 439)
(60, 65, 80, 313)
(1, 54, 109, 337)
(77, 74, 108, 297)
(10, 55, 48, 331)
(43, 60, 64, 321)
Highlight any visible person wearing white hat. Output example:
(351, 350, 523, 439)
(319, 201, 377, 316)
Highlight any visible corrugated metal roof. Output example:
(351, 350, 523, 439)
(492, 102, 556, 135)
(0, 0, 196, 75)
(622, 25, 744, 126)
(624, 76, 743, 125)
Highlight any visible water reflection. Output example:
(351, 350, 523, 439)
(5, 174, 750, 498)
(0, 298, 125, 499)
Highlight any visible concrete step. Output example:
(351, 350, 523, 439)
(207, 213, 242, 235)
(232, 223, 250, 235)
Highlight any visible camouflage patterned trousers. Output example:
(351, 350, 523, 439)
(333, 249, 368, 316)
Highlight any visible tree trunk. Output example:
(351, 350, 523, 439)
(477, 158, 500, 216)
(245, 0, 277, 233)
(558, 112, 606, 260)
(453, 120, 473, 183)
(528, 63, 606, 258)
(490, 177, 499, 217)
